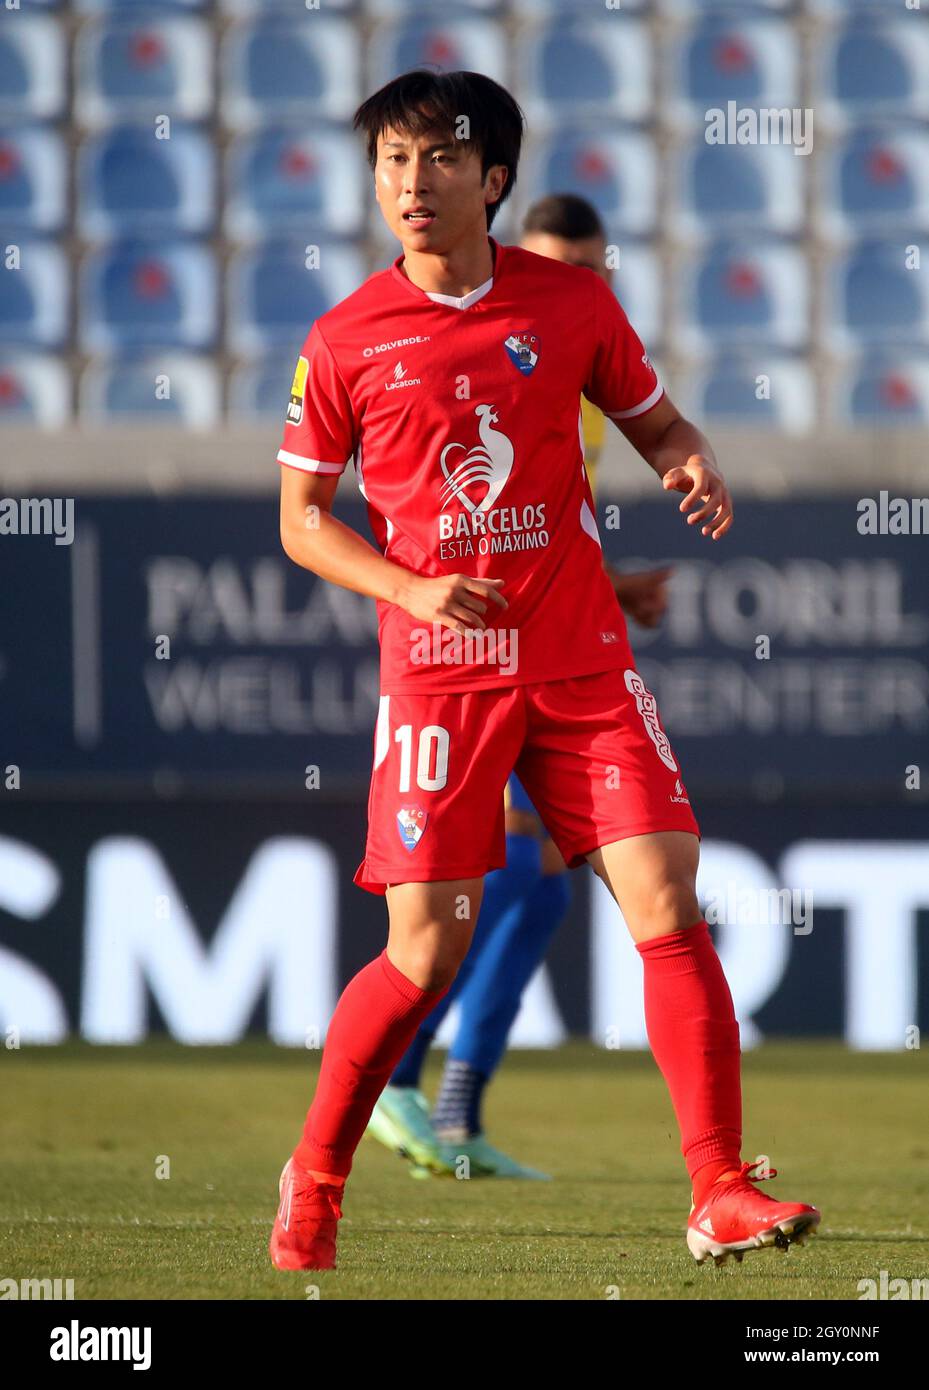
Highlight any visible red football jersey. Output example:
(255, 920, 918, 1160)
(278, 236, 664, 694)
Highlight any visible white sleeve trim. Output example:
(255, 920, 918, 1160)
(607, 381, 664, 420)
(277, 450, 346, 474)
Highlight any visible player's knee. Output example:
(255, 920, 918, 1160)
(629, 877, 700, 936)
(395, 935, 469, 992)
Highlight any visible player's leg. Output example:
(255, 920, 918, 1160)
(270, 877, 480, 1269)
(519, 667, 819, 1264)
(371, 807, 542, 1173)
(431, 829, 568, 1178)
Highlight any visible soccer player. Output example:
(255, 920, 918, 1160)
(367, 193, 673, 1180)
(271, 70, 820, 1272)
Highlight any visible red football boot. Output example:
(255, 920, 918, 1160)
(687, 1159, 820, 1266)
(269, 1157, 344, 1271)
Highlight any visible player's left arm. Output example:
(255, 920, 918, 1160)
(616, 394, 733, 542)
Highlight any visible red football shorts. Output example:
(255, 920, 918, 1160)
(353, 666, 700, 895)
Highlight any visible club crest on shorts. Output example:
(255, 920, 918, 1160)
(503, 331, 540, 376)
(396, 804, 427, 852)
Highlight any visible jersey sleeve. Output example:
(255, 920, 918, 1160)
(583, 273, 664, 424)
(277, 320, 356, 475)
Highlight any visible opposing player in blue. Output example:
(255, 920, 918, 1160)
(366, 194, 672, 1178)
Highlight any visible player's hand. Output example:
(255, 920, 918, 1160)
(400, 573, 508, 633)
(662, 456, 733, 540)
(609, 565, 673, 628)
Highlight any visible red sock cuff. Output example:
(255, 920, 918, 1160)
(378, 948, 446, 1005)
(635, 919, 709, 960)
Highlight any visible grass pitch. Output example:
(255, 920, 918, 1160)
(2, 1040, 926, 1301)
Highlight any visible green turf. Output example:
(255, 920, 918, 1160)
(1, 1040, 927, 1300)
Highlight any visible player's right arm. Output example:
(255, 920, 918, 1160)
(278, 323, 506, 631)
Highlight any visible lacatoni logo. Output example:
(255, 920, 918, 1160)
(624, 669, 678, 772)
(50, 1321, 151, 1370)
(362, 335, 431, 358)
(385, 360, 421, 391)
(438, 405, 548, 559)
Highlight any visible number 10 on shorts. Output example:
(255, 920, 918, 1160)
(395, 724, 450, 793)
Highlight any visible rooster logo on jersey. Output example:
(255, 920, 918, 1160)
(439, 403, 515, 514)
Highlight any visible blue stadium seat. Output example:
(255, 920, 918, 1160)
(827, 241, 929, 350)
(820, 18, 929, 124)
(80, 354, 220, 427)
(610, 246, 662, 351)
(0, 15, 66, 121)
(76, 0, 207, 10)
(820, 126, 929, 238)
(0, 241, 69, 349)
(80, 241, 218, 351)
(74, 18, 212, 126)
(226, 242, 366, 355)
(225, 128, 366, 239)
(368, 15, 505, 90)
(228, 356, 295, 421)
(679, 354, 814, 434)
(836, 353, 929, 426)
(671, 138, 805, 239)
(518, 17, 652, 124)
(0, 353, 70, 428)
(78, 125, 215, 238)
(222, 18, 360, 127)
(677, 241, 809, 352)
(0, 128, 67, 233)
(522, 130, 657, 237)
(668, 16, 799, 125)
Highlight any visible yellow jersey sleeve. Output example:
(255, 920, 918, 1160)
(581, 394, 605, 499)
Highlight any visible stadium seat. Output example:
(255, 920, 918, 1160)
(76, 0, 207, 10)
(603, 246, 663, 353)
(80, 354, 220, 428)
(677, 354, 815, 434)
(0, 353, 70, 428)
(225, 128, 366, 240)
(367, 15, 505, 90)
(0, 241, 69, 350)
(819, 18, 929, 124)
(79, 241, 218, 352)
(221, 18, 360, 127)
(834, 353, 929, 426)
(521, 130, 657, 238)
(78, 125, 215, 238)
(676, 241, 809, 352)
(827, 241, 929, 351)
(226, 242, 366, 355)
(0, 15, 66, 121)
(667, 15, 799, 126)
(227, 356, 295, 421)
(518, 16, 652, 124)
(74, 17, 213, 127)
(0, 128, 67, 234)
(819, 126, 929, 238)
(671, 137, 805, 239)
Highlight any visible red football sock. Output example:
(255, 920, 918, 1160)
(294, 949, 448, 1179)
(635, 921, 742, 1201)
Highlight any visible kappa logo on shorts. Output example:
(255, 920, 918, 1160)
(624, 669, 678, 773)
(397, 804, 428, 852)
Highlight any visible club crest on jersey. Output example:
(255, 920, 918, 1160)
(397, 804, 428, 852)
(503, 332, 540, 376)
(286, 355, 308, 425)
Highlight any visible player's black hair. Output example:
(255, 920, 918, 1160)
(522, 193, 606, 243)
(353, 69, 525, 230)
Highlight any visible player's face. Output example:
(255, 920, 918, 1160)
(374, 123, 507, 253)
(520, 230, 611, 284)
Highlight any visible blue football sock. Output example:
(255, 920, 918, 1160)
(388, 832, 542, 1090)
(451, 870, 571, 1084)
